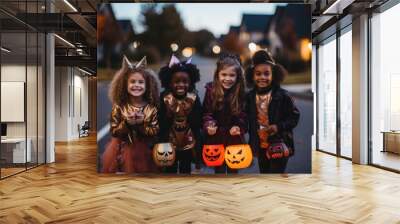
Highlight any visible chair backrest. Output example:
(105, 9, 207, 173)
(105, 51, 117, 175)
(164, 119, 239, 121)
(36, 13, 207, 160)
(82, 121, 90, 129)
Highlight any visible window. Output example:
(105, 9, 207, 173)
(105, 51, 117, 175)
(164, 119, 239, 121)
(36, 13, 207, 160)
(317, 36, 337, 154)
(370, 3, 400, 171)
(0, 1, 46, 179)
(339, 28, 352, 158)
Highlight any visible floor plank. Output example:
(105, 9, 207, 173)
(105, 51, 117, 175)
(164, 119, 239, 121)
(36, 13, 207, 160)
(1, 135, 400, 223)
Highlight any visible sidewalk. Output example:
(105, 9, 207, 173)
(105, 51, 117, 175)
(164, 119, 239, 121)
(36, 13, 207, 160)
(283, 83, 313, 101)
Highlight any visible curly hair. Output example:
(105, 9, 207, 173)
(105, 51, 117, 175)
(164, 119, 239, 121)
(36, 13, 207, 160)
(109, 66, 160, 107)
(158, 60, 200, 92)
(210, 54, 245, 115)
(245, 50, 288, 88)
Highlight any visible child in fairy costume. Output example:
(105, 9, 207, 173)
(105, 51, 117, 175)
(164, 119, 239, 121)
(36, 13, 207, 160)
(102, 56, 160, 173)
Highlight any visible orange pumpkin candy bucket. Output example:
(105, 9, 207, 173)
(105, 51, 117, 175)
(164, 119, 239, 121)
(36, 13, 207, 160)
(224, 144, 253, 169)
(202, 144, 225, 167)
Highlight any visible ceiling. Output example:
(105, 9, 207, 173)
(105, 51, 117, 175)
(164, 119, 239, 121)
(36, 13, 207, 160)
(311, 0, 390, 40)
(0, 0, 100, 73)
(0, 0, 394, 73)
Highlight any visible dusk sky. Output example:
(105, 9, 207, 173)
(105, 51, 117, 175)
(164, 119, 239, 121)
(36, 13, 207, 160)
(111, 3, 286, 37)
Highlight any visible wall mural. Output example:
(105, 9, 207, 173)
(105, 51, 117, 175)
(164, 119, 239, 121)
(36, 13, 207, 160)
(97, 3, 312, 174)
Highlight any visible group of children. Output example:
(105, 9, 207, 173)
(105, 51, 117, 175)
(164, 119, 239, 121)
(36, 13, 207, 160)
(102, 50, 300, 174)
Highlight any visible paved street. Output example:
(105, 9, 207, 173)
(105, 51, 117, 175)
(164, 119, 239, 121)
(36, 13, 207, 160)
(97, 55, 312, 173)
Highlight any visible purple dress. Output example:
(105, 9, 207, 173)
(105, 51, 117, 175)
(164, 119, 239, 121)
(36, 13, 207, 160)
(202, 82, 247, 147)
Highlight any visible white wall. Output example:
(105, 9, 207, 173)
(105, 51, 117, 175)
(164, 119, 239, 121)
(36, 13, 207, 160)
(1, 64, 46, 164)
(54, 67, 89, 141)
(1, 65, 41, 137)
(1, 65, 26, 140)
(73, 72, 89, 138)
(1, 65, 26, 136)
(54, 66, 69, 141)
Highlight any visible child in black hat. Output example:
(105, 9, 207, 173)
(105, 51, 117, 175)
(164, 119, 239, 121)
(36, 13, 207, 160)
(245, 50, 300, 174)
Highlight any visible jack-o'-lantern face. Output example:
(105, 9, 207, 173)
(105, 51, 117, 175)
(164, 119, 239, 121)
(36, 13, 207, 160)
(174, 115, 188, 131)
(266, 143, 290, 160)
(153, 143, 176, 167)
(202, 145, 225, 167)
(225, 144, 253, 169)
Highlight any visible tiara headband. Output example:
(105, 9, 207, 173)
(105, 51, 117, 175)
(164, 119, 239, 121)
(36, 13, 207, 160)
(168, 54, 192, 68)
(122, 55, 147, 69)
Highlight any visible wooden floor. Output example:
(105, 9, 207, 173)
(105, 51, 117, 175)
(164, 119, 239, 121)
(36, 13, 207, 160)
(1, 167, 26, 178)
(373, 151, 400, 171)
(1, 136, 400, 223)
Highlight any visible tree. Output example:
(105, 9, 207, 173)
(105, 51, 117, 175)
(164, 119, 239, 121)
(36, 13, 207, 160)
(222, 32, 244, 55)
(140, 4, 187, 58)
(193, 29, 215, 56)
